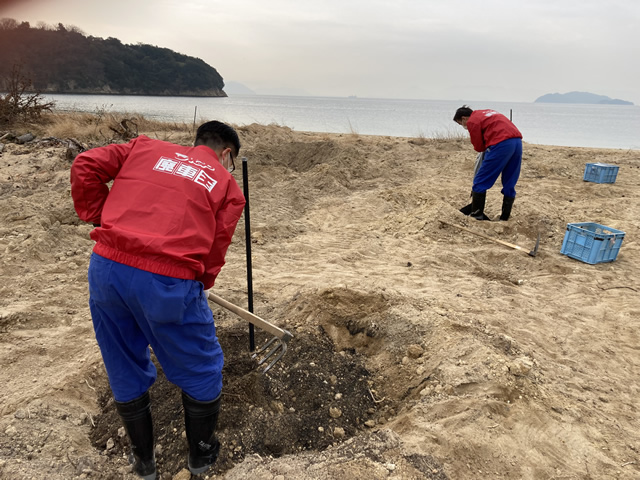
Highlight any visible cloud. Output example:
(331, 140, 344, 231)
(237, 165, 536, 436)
(2, 0, 639, 103)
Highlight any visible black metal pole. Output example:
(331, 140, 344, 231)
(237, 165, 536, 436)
(510, 109, 512, 122)
(241, 157, 255, 351)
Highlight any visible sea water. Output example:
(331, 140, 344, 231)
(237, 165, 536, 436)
(45, 94, 640, 150)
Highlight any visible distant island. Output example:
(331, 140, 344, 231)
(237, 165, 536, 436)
(535, 91, 634, 105)
(0, 18, 226, 97)
(224, 81, 257, 95)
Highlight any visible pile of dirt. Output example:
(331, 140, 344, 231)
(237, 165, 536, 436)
(89, 325, 378, 477)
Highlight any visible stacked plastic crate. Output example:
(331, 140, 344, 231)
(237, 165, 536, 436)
(560, 163, 624, 264)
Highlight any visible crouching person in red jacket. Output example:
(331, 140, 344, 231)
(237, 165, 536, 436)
(454, 105, 523, 221)
(70, 121, 246, 479)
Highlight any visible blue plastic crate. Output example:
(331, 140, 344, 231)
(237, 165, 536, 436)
(583, 163, 619, 184)
(560, 222, 625, 264)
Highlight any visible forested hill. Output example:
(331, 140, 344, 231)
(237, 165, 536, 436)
(0, 19, 226, 97)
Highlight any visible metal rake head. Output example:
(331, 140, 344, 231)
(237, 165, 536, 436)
(252, 330, 293, 373)
(528, 232, 541, 257)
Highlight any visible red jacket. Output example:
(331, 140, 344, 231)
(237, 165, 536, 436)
(70, 135, 246, 289)
(467, 109, 522, 152)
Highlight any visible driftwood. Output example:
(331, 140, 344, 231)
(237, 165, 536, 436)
(108, 118, 138, 141)
(0, 131, 33, 144)
(64, 137, 86, 161)
(0, 132, 88, 160)
(16, 133, 35, 144)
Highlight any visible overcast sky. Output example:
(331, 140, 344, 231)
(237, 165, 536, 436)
(2, 0, 639, 104)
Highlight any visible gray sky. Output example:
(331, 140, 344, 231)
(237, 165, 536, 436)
(2, 0, 639, 104)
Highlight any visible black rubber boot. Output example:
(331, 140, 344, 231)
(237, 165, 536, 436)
(460, 190, 473, 215)
(459, 203, 473, 215)
(182, 391, 221, 475)
(470, 191, 491, 221)
(500, 196, 515, 221)
(115, 392, 156, 480)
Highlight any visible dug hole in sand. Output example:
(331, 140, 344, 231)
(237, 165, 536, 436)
(0, 122, 639, 479)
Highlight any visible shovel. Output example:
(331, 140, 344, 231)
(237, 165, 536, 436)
(207, 291, 293, 373)
(439, 220, 540, 257)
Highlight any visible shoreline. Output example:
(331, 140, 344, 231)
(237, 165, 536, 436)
(38, 95, 640, 150)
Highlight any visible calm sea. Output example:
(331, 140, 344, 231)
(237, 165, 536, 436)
(45, 94, 640, 150)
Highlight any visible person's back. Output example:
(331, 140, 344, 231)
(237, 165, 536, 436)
(467, 109, 522, 152)
(72, 134, 245, 287)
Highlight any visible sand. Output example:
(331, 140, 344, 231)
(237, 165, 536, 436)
(0, 123, 639, 480)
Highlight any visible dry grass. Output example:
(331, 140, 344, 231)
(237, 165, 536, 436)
(426, 126, 467, 141)
(19, 111, 195, 146)
(409, 127, 467, 145)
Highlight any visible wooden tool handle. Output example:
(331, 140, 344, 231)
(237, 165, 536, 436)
(440, 220, 523, 250)
(207, 291, 290, 339)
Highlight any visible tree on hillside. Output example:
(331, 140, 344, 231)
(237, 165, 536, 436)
(0, 19, 226, 96)
(0, 17, 18, 30)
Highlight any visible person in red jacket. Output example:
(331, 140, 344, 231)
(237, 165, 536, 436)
(454, 105, 523, 221)
(71, 121, 246, 479)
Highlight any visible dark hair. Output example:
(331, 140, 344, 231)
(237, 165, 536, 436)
(453, 105, 473, 123)
(195, 121, 241, 156)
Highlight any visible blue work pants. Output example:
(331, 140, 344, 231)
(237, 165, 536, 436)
(472, 137, 522, 198)
(87, 253, 223, 403)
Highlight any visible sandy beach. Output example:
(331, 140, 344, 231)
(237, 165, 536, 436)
(0, 120, 638, 480)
